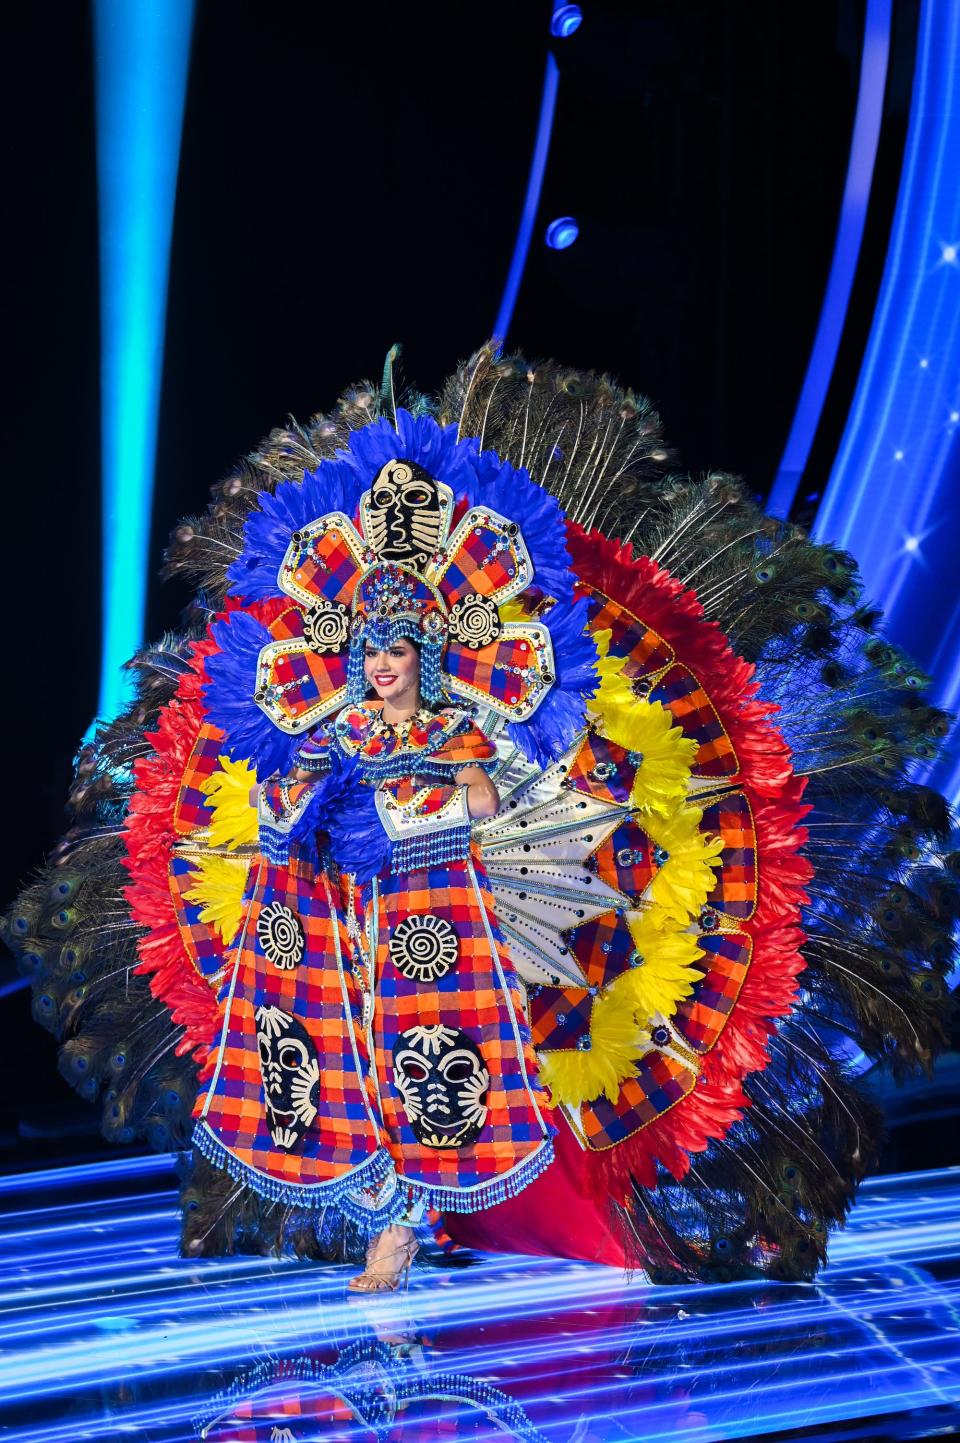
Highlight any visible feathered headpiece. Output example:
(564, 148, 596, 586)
(206, 411, 597, 770)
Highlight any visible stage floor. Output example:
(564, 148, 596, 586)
(0, 1159, 957, 1441)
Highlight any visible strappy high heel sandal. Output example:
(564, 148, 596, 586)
(348, 1226, 420, 1294)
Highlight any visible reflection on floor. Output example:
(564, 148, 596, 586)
(0, 1159, 957, 1441)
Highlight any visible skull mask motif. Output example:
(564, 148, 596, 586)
(255, 1005, 320, 1150)
(392, 1024, 490, 1148)
(363, 459, 445, 569)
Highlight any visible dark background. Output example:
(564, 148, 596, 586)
(5, 0, 952, 1172)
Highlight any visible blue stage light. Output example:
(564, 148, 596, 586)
(812, 0, 960, 810)
(551, 4, 583, 39)
(545, 215, 579, 250)
(0, 1149, 175, 1195)
(767, 0, 891, 518)
(493, 54, 561, 344)
(92, 0, 195, 721)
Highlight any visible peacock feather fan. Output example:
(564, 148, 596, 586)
(3, 342, 955, 1279)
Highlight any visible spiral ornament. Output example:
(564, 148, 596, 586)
(389, 913, 460, 983)
(302, 602, 349, 654)
(448, 593, 502, 650)
(256, 902, 306, 971)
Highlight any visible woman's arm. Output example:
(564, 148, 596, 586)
(454, 764, 500, 819)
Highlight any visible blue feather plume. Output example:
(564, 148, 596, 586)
(203, 612, 300, 776)
(507, 595, 596, 767)
(326, 777, 393, 883)
(226, 462, 366, 601)
(266, 752, 392, 882)
(469, 443, 573, 602)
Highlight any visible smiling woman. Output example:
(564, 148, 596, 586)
(187, 419, 571, 1291)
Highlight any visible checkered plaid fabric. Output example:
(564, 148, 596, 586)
(370, 856, 551, 1197)
(287, 526, 364, 607)
(568, 910, 637, 991)
(267, 604, 307, 642)
(581, 1051, 698, 1147)
(592, 818, 658, 902)
(444, 632, 546, 712)
(195, 856, 385, 1191)
(169, 851, 244, 983)
(567, 732, 637, 806)
(701, 791, 757, 920)
(264, 645, 349, 727)
(580, 586, 675, 676)
(174, 723, 225, 835)
(528, 983, 594, 1051)
(673, 931, 753, 1053)
(435, 513, 526, 608)
(650, 664, 739, 779)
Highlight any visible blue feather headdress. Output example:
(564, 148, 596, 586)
(204, 410, 597, 772)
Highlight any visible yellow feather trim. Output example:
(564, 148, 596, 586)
(615, 909, 705, 1023)
(588, 634, 696, 816)
(201, 755, 258, 849)
(536, 988, 647, 1107)
(644, 806, 724, 924)
(498, 598, 530, 625)
(604, 697, 697, 816)
(183, 854, 250, 944)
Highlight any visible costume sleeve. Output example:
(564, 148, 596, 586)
(257, 726, 336, 864)
(430, 718, 498, 769)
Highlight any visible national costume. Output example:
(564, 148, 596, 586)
(7, 345, 955, 1281)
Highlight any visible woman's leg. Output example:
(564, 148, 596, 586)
(348, 1196, 424, 1292)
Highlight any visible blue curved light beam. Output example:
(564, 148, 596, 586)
(813, 0, 960, 808)
(93, 0, 196, 720)
(767, 0, 892, 518)
(493, 52, 560, 346)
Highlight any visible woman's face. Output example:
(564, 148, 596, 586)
(363, 638, 421, 709)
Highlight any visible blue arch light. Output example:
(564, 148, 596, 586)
(545, 215, 579, 250)
(812, 0, 960, 808)
(93, 0, 196, 721)
(493, 54, 561, 345)
(767, 0, 892, 518)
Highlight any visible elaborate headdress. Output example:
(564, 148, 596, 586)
(209, 412, 596, 770)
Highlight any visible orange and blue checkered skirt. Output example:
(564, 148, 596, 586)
(193, 844, 554, 1229)
(192, 853, 403, 1232)
(366, 851, 555, 1213)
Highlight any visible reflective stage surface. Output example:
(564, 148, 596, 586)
(0, 1160, 958, 1441)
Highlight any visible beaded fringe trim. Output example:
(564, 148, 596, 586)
(406, 1135, 555, 1214)
(258, 827, 294, 866)
(391, 823, 473, 875)
(193, 1347, 544, 1442)
(192, 1123, 405, 1230)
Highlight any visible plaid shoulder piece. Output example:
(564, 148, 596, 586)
(294, 725, 334, 773)
(429, 719, 496, 766)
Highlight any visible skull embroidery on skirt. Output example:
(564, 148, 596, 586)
(255, 1005, 321, 1150)
(392, 1023, 490, 1148)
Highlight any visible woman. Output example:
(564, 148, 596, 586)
(342, 636, 501, 1290)
(195, 575, 556, 1289)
